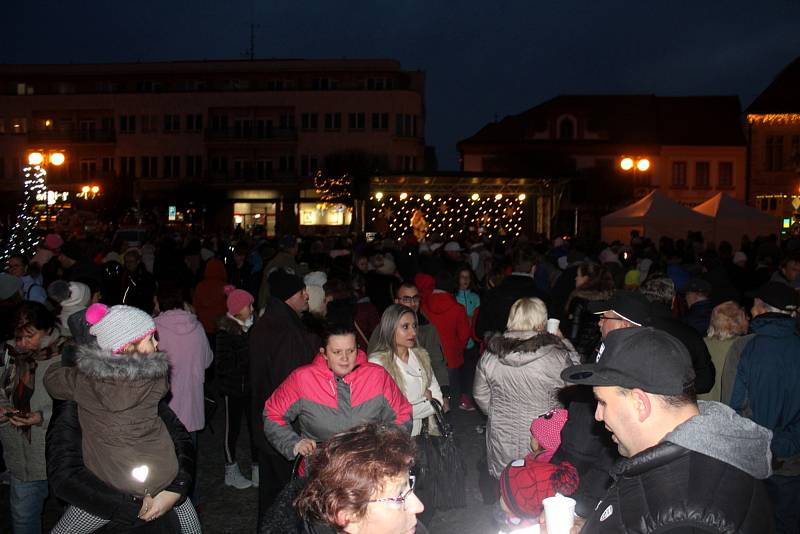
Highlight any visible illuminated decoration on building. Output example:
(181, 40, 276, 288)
(370, 193, 525, 239)
(2, 166, 48, 261)
(747, 114, 800, 125)
(314, 171, 352, 202)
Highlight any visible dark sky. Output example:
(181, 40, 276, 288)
(3, 1, 800, 169)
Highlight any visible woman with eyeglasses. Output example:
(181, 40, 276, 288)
(261, 423, 428, 534)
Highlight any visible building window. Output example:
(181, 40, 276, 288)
(256, 119, 273, 138)
(348, 112, 365, 131)
(119, 115, 136, 134)
(233, 159, 250, 180)
(279, 155, 295, 172)
(163, 156, 181, 178)
(186, 155, 202, 178)
(102, 157, 115, 173)
(210, 115, 229, 133)
(140, 156, 158, 178)
(695, 161, 710, 189)
(324, 113, 341, 131)
(210, 155, 228, 176)
(770, 198, 777, 211)
(80, 160, 97, 180)
(186, 114, 203, 132)
(395, 114, 417, 137)
(16, 83, 33, 95)
(791, 135, 800, 169)
(164, 114, 181, 133)
(120, 157, 136, 178)
(557, 116, 576, 140)
(300, 155, 319, 176)
(234, 118, 253, 138)
(0, 158, 5, 179)
(256, 160, 273, 179)
(671, 161, 687, 188)
(140, 114, 158, 133)
(766, 136, 784, 171)
(136, 80, 163, 93)
(10, 118, 27, 134)
(301, 113, 318, 131)
(312, 78, 334, 90)
(718, 162, 733, 188)
(267, 80, 285, 91)
(367, 78, 390, 90)
(372, 112, 389, 131)
(279, 113, 295, 131)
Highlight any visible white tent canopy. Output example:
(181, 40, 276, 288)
(601, 190, 714, 243)
(693, 193, 779, 245)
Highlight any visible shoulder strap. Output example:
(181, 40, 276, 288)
(353, 320, 369, 347)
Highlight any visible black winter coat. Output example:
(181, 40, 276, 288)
(475, 274, 548, 339)
(250, 297, 320, 454)
(563, 289, 612, 362)
(216, 315, 251, 397)
(46, 399, 194, 532)
(582, 441, 775, 533)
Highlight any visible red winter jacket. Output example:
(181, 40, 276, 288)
(263, 350, 412, 459)
(422, 290, 471, 369)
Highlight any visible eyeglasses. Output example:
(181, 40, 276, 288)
(368, 475, 416, 510)
(398, 296, 420, 304)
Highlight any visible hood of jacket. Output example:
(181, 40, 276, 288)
(663, 400, 773, 479)
(155, 308, 205, 336)
(203, 258, 227, 282)
(76, 343, 170, 411)
(750, 312, 798, 338)
(486, 331, 572, 367)
(414, 272, 435, 302)
(424, 291, 461, 315)
(571, 288, 613, 302)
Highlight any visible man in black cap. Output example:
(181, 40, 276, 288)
(555, 327, 774, 533)
(730, 281, 800, 533)
(249, 267, 319, 524)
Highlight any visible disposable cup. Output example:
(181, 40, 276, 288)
(546, 318, 560, 334)
(543, 494, 576, 534)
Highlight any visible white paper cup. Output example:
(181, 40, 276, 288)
(543, 494, 576, 534)
(546, 318, 560, 334)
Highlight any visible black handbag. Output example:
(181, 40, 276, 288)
(413, 399, 466, 511)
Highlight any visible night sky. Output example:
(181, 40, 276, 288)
(3, 1, 800, 169)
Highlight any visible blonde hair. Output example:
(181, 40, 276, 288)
(706, 301, 748, 340)
(506, 297, 547, 332)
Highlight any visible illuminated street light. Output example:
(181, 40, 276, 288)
(518, 193, 526, 201)
(91, 186, 100, 194)
(399, 192, 408, 200)
(620, 157, 634, 171)
(49, 152, 65, 166)
(375, 192, 384, 200)
(423, 193, 432, 201)
(82, 186, 90, 193)
(636, 158, 651, 172)
(28, 152, 44, 166)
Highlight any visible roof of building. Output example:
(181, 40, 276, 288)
(458, 94, 745, 149)
(747, 56, 800, 114)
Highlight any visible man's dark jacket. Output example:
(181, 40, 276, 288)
(475, 274, 547, 338)
(683, 299, 714, 336)
(249, 296, 320, 454)
(581, 442, 774, 533)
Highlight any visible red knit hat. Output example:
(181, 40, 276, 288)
(500, 457, 579, 519)
(225, 285, 254, 315)
(530, 408, 568, 463)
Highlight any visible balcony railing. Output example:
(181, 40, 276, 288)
(204, 128, 297, 142)
(28, 129, 117, 143)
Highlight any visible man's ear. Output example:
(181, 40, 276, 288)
(630, 388, 652, 422)
(337, 509, 360, 534)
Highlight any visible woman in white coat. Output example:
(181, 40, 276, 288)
(369, 304, 444, 436)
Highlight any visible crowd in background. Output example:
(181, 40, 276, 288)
(0, 224, 799, 533)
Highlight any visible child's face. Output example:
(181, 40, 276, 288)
(530, 436, 540, 453)
(133, 334, 158, 354)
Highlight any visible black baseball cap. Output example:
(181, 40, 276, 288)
(747, 281, 799, 313)
(587, 290, 651, 326)
(560, 327, 695, 395)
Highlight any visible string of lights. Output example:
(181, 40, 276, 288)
(314, 171, 352, 202)
(2, 165, 47, 262)
(370, 192, 527, 239)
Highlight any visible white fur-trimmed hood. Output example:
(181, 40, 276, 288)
(76, 343, 170, 381)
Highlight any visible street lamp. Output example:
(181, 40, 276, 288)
(619, 156, 652, 197)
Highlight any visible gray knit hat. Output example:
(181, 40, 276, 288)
(86, 303, 156, 354)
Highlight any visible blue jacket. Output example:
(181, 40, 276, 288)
(730, 313, 800, 468)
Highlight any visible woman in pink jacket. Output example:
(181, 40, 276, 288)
(154, 284, 214, 436)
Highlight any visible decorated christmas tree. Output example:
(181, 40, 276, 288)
(2, 165, 46, 262)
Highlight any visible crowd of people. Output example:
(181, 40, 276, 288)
(0, 225, 799, 533)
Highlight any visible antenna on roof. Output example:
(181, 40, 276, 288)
(243, 0, 259, 60)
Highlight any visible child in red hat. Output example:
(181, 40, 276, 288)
(498, 409, 578, 531)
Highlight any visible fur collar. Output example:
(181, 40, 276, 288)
(76, 343, 170, 381)
(217, 313, 246, 335)
(486, 331, 568, 357)
(571, 288, 613, 302)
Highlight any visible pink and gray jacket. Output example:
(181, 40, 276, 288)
(263, 350, 412, 459)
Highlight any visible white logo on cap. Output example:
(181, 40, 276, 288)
(600, 504, 613, 522)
